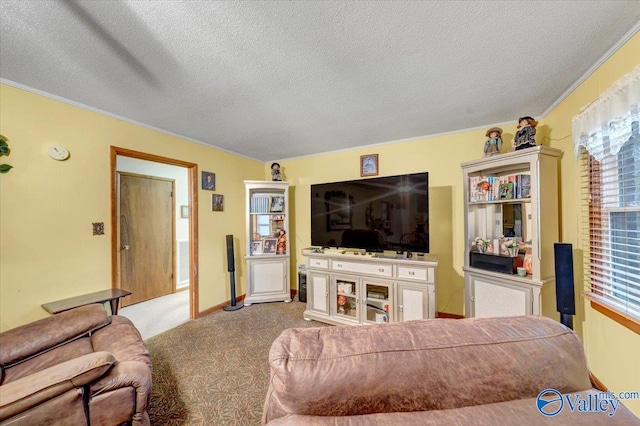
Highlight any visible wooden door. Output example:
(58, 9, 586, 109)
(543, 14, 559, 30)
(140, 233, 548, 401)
(119, 172, 175, 306)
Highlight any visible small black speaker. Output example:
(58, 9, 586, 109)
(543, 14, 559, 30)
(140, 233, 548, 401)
(226, 235, 235, 272)
(554, 243, 576, 327)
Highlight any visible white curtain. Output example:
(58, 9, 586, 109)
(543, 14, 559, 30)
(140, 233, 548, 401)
(572, 64, 640, 160)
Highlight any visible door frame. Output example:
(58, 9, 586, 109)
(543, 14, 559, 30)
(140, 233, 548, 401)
(111, 146, 199, 320)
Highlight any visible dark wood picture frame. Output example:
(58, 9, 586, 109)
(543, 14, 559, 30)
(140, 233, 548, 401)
(202, 171, 215, 191)
(270, 196, 284, 212)
(212, 194, 224, 211)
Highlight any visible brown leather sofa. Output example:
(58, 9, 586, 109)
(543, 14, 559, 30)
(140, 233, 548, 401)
(0, 304, 152, 426)
(263, 316, 640, 425)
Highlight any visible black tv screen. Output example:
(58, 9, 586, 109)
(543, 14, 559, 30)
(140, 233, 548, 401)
(311, 172, 429, 253)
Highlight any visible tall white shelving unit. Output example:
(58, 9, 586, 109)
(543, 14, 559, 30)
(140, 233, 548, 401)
(244, 181, 291, 305)
(461, 146, 562, 318)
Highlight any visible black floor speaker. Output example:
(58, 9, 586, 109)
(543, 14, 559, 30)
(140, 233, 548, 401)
(298, 272, 307, 303)
(223, 235, 243, 311)
(554, 243, 575, 329)
(226, 234, 235, 272)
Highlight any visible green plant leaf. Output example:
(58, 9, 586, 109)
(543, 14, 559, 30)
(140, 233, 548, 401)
(0, 164, 13, 173)
(0, 135, 9, 156)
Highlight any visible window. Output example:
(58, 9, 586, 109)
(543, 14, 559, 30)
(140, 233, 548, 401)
(257, 215, 270, 237)
(573, 65, 640, 332)
(584, 130, 640, 318)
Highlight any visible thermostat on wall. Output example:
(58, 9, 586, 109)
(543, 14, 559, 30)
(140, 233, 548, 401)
(47, 145, 70, 161)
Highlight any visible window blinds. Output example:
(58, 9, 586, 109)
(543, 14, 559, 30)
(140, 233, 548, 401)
(574, 65, 640, 320)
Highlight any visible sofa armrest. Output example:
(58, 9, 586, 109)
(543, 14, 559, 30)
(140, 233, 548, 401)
(0, 351, 115, 421)
(0, 304, 111, 367)
(91, 360, 153, 415)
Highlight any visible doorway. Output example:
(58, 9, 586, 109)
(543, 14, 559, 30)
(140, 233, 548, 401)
(111, 147, 199, 320)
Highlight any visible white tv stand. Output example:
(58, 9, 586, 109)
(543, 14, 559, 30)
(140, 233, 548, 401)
(302, 249, 438, 326)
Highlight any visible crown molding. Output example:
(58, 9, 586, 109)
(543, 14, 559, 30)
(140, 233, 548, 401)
(0, 78, 261, 163)
(541, 21, 640, 118)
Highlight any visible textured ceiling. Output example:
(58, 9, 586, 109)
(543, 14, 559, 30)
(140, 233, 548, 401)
(1, 1, 639, 162)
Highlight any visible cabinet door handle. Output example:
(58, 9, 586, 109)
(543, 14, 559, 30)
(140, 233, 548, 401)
(336, 264, 343, 268)
(399, 305, 404, 312)
(408, 271, 415, 276)
(378, 268, 385, 272)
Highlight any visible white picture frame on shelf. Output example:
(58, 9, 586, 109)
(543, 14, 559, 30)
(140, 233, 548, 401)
(251, 240, 263, 255)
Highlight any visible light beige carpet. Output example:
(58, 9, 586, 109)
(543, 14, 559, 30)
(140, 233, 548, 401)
(119, 290, 190, 340)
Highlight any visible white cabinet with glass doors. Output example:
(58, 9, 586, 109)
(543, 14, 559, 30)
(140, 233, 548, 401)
(244, 181, 291, 305)
(303, 251, 437, 326)
(461, 146, 562, 318)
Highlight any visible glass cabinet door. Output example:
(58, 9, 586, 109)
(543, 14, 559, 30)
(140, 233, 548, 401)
(364, 281, 392, 324)
(248, 192, 287, 256)
(334, 277, 359, 321)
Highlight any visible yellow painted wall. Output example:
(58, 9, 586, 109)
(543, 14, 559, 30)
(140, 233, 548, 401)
(543, 32, 640, 415)
(0, 84, 264, 331)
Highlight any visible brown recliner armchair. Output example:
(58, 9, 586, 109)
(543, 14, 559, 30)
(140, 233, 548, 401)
(0, 304, 152, 425)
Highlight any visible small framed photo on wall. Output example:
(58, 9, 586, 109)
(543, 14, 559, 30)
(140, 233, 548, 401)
(212, 194, 224, 211)
(360, 154, 379, 177)
(202, 171, 215, 190)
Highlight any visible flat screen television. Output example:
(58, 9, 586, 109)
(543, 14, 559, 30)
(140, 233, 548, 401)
(311, 172, 429, 253)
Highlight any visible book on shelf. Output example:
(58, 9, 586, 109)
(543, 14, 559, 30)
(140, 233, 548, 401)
(469, 173, 531, 202)
(518, 174, 531, 198)
(499, 182, 514, 200)
(507, 175, 518, 199)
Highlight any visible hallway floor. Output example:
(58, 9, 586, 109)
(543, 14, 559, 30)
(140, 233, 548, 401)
(119, 290, 189, 340)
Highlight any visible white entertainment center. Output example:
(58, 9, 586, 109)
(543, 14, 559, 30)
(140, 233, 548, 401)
(302, 249, 438, 326)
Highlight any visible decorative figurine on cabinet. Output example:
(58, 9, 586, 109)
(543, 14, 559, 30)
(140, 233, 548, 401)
(276, 229, 287, 254)
(271, 162, 283, 181)
(513, 116, 538, 151)
(483, 127, 503, 157)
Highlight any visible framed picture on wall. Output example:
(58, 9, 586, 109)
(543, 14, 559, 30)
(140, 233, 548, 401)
(360, 154, 379, 177)
(202, 171, 215, 190)
(212, 194, 224, 211)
